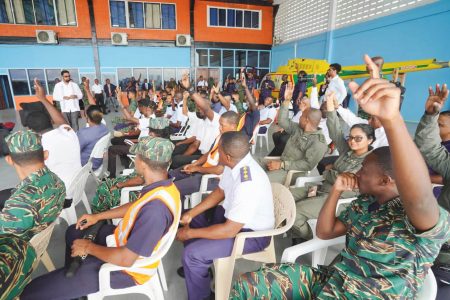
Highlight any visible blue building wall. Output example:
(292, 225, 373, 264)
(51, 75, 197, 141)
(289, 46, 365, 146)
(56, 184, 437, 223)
(271, 0, 450, 122)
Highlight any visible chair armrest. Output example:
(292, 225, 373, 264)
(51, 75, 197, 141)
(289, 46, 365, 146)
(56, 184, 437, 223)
(294, 176, 324, 188)
(280, 235, 345, 263)
(284, 170, 307, 187)
(124, 139, 135, 146)
(120, 186, 143, 205)
(264, 156, 281, 161)
(121, 168, 134, 176)
(199, 174, 221, 193)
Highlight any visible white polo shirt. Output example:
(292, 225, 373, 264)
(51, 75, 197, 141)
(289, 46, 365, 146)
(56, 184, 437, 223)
(52, 81, 82, 113)
(176, 101, 188, 126)
(138, 114, 156, 139)
(219, 153, 275, 231)
(219, 103, 238, 115)
(328, 75, 347, 104)
(41, 124, 82, 198)
(197, 112, 220, 154)
(91, 84, 103, 95)
(259, 106, 277, 129)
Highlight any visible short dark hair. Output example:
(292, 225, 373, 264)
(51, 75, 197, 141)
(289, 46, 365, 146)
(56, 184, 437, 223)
(371, 146, 394, 177)
(440, 110, 450, 118)
(10, 148, 44, 166)
(149, 127, 171, 139)
(220, 131, 249, 160)
(86, 105, 103, 125)
(351, 123, 376, 145)
(138, 154, 169, 172)
(298, 70, 307, 77)
(330, 63, 342, 73)
(221, 111, 240, 126)
(26, 111, 52, 133)
(61, 70, 69, 76)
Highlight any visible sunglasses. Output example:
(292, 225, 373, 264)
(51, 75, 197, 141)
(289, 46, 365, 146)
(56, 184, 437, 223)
(347, 135, 364, 142)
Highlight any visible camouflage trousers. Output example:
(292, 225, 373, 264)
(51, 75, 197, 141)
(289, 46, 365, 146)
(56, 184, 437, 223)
(91, 175, 139, 213)
(0, 235, 37, 300)
(229, 263, 336, 300)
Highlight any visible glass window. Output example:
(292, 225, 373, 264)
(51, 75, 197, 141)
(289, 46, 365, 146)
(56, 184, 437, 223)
(235, 50, 246, 68)
(148, 68, 162, 90)
(163, 68, 176, 89)
(259, 51, 270, 68)
(13, 0, 34, 24)
(34, 0, 56, 25)
(117, 68, 132, 89)
(222, 68, 234, 82)
(132, 68, 147, 81)
(218, 8, 226, 26)
(110, 0, 126, 27)
(56, 0, 76, 26)
(9, 69, 30, 96)
(251, 11, 259, 28)
(145, 3, 160, 28)
(236, 10, 243, 27)
(247, 51, 258, 67)
(66, 69, 79, 84)
(244, 11, 251, 28)
(128, 2, 144, 28)
(46, 69, 61, 94)
(209, 50, 221, 67)
(196, 49, 208, 67)
(28, 69, 47, 94)
(227, 9, 235, 27)
(0, 1, 14, 23)
(161, 4, 175, 29)
(209, 7, 217, 26)
(223, 50, 234, 67)
(258, 68, 269, 80)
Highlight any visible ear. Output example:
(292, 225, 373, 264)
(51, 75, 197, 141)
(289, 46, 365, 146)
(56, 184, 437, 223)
(380, 174, 393, 186)
(5, 155, 13, 166)
(43, 150, 49, 161)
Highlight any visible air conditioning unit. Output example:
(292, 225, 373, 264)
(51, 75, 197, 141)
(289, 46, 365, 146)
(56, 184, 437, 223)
(176, 34, 191, 47)
(111, 32, 128, 46)
(36, 30, 58, 44)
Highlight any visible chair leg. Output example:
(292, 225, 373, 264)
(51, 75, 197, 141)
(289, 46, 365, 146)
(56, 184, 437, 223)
(65, 207, 78, 226)
(265, 134, 269, 152)
(150, 273, 165, 299)
(214, 257, 235, 300)
(158, 262, 168, 291)
(82, 192, 92, 214)
(259, 135, 263, 149)
(41, 251, 56, 272)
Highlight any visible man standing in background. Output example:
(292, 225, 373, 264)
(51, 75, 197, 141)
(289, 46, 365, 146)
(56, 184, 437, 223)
(52, 70, 82, 131)
(104, 78, 118, 113)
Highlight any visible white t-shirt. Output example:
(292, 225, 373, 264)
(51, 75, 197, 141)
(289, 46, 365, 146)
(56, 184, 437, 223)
(219, 103, 238, 115)
(91, 84, 103, 95)
(219, 153, 275, 231)
(52, 81, 82, 113)
(259, 106, 277, 129)
(138, 114, 156, 139)
(197, 80, 208, 88)
(328, 75, 347, 104)
(176, 101, 188, 126)
(41, 124, 82, 197)
(197, 112, 221, 154)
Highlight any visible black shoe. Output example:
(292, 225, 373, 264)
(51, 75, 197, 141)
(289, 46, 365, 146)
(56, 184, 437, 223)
(292, 237, 307, 245)
(177, 266, 185, 278)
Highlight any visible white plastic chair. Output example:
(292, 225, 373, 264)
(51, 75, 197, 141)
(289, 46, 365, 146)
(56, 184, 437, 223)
(250, 125, 261, 155)
(87, 198, 181, 300)
(30, 222, 56, 272)
(59, 161, 93, 225)
(117, 185, 169, 293)
(281, 229, 437, 300)
(213, 183, 296, 300)
(263, 156, 317, 187)
(89, 133, 111, 183)
(185, 174, 222, 209)
(170, 119, 190, 141)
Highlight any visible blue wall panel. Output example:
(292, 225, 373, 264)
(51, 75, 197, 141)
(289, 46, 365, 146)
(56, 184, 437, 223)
(271, 0, 450, 122)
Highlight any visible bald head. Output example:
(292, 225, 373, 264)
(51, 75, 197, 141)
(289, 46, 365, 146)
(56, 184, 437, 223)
(219, 131, 250, 161)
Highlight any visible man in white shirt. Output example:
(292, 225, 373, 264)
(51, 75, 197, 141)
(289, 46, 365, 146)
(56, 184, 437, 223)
(197, 75, 208, 92)
(52, 70, 82, 131)
(28, 79, 82, 201)
(258, 96, 277, 134)
(176, 131, 274, 300)
(327, 63, 347, 104)
(91, 79, 106, 114)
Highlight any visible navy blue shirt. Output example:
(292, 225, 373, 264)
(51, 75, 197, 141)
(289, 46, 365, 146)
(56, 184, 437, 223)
(77, 124, 109, 170)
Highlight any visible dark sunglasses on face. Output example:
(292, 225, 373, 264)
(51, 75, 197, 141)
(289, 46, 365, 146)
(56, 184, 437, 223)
(347, 135, 364, 142)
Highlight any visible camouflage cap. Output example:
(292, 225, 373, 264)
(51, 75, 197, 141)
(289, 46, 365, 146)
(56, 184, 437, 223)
(149, 117, 170, 130)
(129, 136, 174, 162)
(5, 130, 43, 154)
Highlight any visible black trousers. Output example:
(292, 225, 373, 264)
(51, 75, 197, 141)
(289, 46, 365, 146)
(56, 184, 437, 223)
(268, 131, 290, 156)
(0, 188, 13, 210)
(94, 93, 106, 113)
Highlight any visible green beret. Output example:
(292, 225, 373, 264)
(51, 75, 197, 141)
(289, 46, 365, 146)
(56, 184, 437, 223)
(130, 137, 174, 163)
(149, 117, 170, 130)
(6, 130, 43, 154)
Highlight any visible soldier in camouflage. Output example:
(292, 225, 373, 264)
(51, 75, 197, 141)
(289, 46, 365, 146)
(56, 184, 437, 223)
(0, 130, 65, 241)
(231, 56, 450, 299)
(0, 234, 37, 300)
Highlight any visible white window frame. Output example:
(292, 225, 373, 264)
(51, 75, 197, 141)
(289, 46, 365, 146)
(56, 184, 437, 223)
(109, 0, 177, 30)
(207, 5, 262, 30)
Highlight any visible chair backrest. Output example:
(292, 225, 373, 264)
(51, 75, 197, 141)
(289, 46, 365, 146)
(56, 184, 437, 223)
(249, 124, 260, 144)
(29, 222, 55, 265)
(67, 161, 92, 205)
(271, 183, 296, 230)
(417, 270, 437, 300)
(90, 132, 111, 159)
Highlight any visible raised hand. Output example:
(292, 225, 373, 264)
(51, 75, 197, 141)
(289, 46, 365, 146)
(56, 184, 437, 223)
(34, 78, 46, 100)
(348, 55, 400, 122)
(284, 81, 294, 102)
(83, 78, 90, 90)
(425, 84, 449, 115)
(180, 73, 190, 90)
(182, 91, 189, 100)
(325, 91, 336, 112)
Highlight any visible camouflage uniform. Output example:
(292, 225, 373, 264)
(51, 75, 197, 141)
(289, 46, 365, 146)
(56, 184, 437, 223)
(231, 196, 450, 299)
(290, 110, 372, 239)
(415, 112, 450, 264)
(79, 83, 89, 108)
(0, 235, 37, 300)
(0, 130, 65, 241)
(260, 104, 327, 184)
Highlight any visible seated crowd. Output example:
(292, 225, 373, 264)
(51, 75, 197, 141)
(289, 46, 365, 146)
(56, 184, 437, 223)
(0, 55, 449, 300)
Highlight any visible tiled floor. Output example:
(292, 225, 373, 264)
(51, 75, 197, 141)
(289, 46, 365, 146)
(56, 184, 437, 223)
(0, 108, 419, 299)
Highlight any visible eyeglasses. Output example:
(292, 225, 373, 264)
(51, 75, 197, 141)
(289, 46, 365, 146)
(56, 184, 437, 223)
(347, 135, 364, 142)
